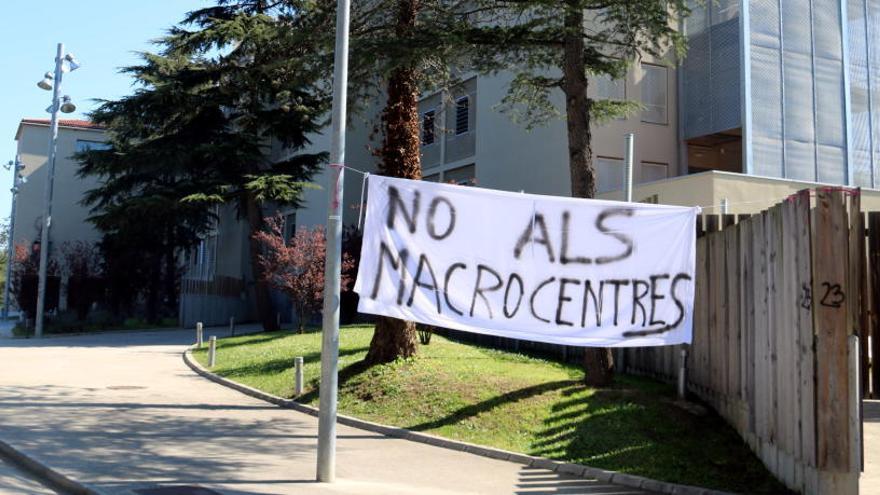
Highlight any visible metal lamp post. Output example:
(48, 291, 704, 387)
(316, 0, 351, 482)
(3, 155, 25, 319)
(34, 43, 79, 338)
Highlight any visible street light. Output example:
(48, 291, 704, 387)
(2, 156, 25, 319)
(59, 96, 76, 113)
(33, 43, 80, 338)
(36, 72, 53, 91)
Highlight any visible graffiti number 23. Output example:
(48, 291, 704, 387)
(819, 282, 845, 308)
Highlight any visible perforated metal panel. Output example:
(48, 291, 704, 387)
(848, 0, 873, 186)
(748, 0, 848, 183)
(682, 0, 742, 139)
(868, 0, 880, 186)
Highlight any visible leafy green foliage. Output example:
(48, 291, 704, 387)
(476, 0, 689, 126)
(76, 3, 330, 322)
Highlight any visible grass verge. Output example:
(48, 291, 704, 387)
(193, 325, 787, 494)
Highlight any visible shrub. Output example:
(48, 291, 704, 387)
(10, 242, 60, 319)
(60, 242, 104, 321)
(253, 214, 355, 332)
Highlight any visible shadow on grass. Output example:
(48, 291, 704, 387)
(216, 346, 369, 379)
(212, 331, 294, 351)
(525, 382, 790, 494)
(297, 359, 376, 404)
(407, 380, 574, 431)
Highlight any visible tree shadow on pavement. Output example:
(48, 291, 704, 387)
(0, 383, 334, 492)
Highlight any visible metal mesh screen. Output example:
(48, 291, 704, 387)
(749, 0, 848, 183)
(870, 0, 880, 186)
(682, 0, 741, 139)
(848, 0, 873, 186)
(750, 0, 784, 177)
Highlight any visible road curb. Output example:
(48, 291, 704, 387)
(183, 346, 735, 495)
(0, 437, 102, 495)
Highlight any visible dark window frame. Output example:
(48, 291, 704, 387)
(455, 96, 470, 135)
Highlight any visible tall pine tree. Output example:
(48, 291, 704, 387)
(465, 0, 689, 385)
(79, 8, 328, 328)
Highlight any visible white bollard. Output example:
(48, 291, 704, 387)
(196, 322, 203, 349)
(208, 336, 217, 368)
(295, 356, 304, 396)
(678, 346, 688, 400)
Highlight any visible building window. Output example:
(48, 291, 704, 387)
(639, 161, 668, 183)
(443, 164, 476, 185)
(455, 96, 470, 135)
(596, 74, 625, 101)
(640, 64, 668, 125)
(75, 140, 111, 152)
(423, 173, 441, 182)
(422, 110, 436, 145)
(283, 212, 297, 243)
(596, 157, 624, 193)
(192, 235, 217, 280)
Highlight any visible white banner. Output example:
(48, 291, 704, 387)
(353, 176, 698, 347)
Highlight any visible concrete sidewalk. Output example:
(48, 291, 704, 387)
(0, 328, 652, 495)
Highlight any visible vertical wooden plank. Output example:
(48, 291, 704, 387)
(848, 192, 866, 397)
(693, 237, 707, 390)
(705, 232, 715, 396)
(722, 213, 736, 229)
(782, 197, 802, 489)
(709, 230, 722, 405)
(740, 215, 756, 438)
(753, 212, 769, 459)
(794, 191, 817, 495)
(701, 224, 713, 396)
(780, 200, 798, 487)
(706, 214, 719, 234)
(813, 190, 853, 483)
(768, 206, 782, 474)
(847, 192, 866, 472)
(870, 212, 880, 399)
(726, 225, 741, 425)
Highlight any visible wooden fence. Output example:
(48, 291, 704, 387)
(624, 189, 864, 495)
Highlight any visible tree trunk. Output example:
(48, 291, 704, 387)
(246, 193, 280, 331)
(145, 253, 162, 323)
(163, 226, 179, 318)
(365, 0, 421, 365)
(562, 1, 614, 387)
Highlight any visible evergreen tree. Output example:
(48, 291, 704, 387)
(79, 8, 328, 328)
(466, 0, 689, 385)
(182, 0, 483, 362)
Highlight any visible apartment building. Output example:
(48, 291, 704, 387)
(8, 119, 108, 312)
(182, 0, 880, 326)
(682, 0, 880, 188)
(12, 118, 107, 252)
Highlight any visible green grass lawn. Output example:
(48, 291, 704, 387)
(193, 325, 787, 493)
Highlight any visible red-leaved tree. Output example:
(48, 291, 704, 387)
(253, 214, 355, 332)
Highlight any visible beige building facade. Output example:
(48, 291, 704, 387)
(12, 119, 107, 254)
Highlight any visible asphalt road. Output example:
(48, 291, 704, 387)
(0, 327, 651, 495)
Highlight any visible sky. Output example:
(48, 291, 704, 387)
(0, 0, 210, 221)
